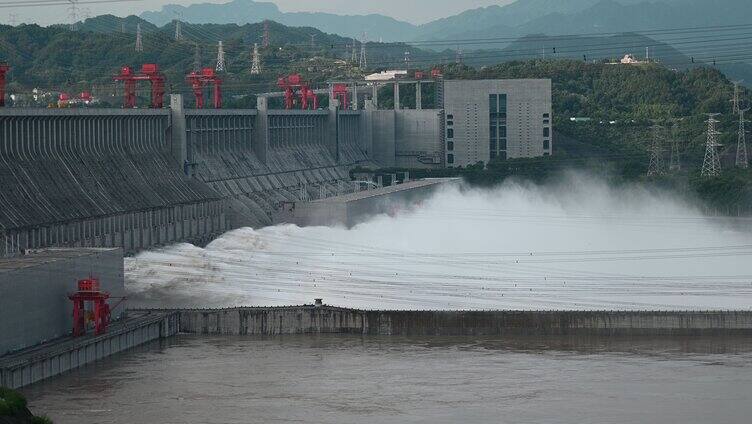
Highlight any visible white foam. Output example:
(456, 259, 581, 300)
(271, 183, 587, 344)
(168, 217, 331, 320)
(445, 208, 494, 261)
(126, 173, 752, 310)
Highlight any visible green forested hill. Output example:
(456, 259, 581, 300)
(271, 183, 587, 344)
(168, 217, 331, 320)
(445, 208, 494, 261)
(0, 16, 433, 107)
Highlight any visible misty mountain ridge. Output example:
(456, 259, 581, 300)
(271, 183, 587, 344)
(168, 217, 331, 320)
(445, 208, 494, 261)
(140, 0, 416, 42)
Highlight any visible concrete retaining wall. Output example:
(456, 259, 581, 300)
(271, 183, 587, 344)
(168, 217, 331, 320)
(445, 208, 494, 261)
(0, 312, 178, 389)
(162, 307, 752, 337)
(0, 248, 126, 356)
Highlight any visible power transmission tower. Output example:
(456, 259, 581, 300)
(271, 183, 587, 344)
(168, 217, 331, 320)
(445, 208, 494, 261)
(215, 41, 225, 72)
(193, 42, 201, 72)
(68, 0, 78, 31)
(736, 108, 749, 169)
(309, 34, 316, 48)
(250, 42, 261, 75)
(404, 51, 411, 70)
(359, 32, 367, 69)
(175, 20, 182, 41)
(351, 43, 357, 63)
(647, 124, 665, 176)
(120, 21, 125, 34)
(455, 47, 463, 64)
(731, 81, 742, 115)
(701, 114, 722, 177)
(135, 23, 143, 52)
(669, 122, 681, 172)
(262, 20, 270, 48)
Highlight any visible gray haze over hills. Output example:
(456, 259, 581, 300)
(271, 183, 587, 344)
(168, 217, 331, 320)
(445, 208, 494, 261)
(140, 0, 751, 44)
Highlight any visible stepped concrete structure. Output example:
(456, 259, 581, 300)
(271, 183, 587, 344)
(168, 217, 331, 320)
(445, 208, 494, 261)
(0, 78, 551, 257)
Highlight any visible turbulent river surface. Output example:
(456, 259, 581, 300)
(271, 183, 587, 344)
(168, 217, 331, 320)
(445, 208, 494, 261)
(126, 174, 752, 310)
(22, 335, 752, 424)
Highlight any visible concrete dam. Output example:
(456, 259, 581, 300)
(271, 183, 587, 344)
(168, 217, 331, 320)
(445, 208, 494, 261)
(0, 97, 369, 257)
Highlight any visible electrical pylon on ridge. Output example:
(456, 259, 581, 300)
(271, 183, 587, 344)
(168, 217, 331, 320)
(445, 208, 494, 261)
(135, 23, 143, 52)
(216, 41, 226, 72)
(731, 81, 743, 115)
(250, 43, 261, 75)
(736, 108, 749, 169)
(701, 113, 723, 177)
(262, 20, 270, 48)
(669, 121, 682, 172)
(647, 124, 665, 177)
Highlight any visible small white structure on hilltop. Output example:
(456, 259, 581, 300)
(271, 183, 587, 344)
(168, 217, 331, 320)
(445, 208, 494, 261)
(365, 70, 408, 81)
(618, 54, 649, 65)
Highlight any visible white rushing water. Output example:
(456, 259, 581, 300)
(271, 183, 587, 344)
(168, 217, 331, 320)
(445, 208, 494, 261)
(126, 173, 752, 310)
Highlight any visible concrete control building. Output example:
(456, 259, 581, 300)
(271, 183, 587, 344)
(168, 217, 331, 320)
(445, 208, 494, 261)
(443, 79, 552, 167)
(365, 78, 552, 169)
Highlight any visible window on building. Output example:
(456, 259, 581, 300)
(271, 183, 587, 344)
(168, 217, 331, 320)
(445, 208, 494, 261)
(500, 126, 507, 138)
(490, 150, 497, 159)
(543, 119, 549, 124)
(489, 95, 498, 113)
(499, 151, 507, 160)
(543, 127, 550, 137)
(447, 129, 454, 138)
(447, 154, 454, 164)
(490, 126, 497, 138)
(543, 139, 550, 150)
(543, 152, 550, 156)
(490, 139, 497, 151)
(499, 94, 507, 112)
(543, 113, 550, 118)
(447, 141, 454, 151)
(447, 121, 454, 126)
(447, 114, 454, 120)
(500, 139, 507, 150)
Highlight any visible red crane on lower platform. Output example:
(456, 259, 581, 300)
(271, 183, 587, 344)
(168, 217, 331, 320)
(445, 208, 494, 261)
(187, 67, 223, 109)
(68, 278, 124, 337)
(0, 63, 10, 107)
(114, 64, 166, 108)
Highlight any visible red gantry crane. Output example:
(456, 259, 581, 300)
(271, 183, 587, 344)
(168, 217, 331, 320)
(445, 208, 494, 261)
(114, 64, 166, 108)
(68, 277, 125, 337)
(0, 63, 9, 107)
(187, 67, 223, 109)
(277, 74, 318, 110)
(332, 83, 349, 110)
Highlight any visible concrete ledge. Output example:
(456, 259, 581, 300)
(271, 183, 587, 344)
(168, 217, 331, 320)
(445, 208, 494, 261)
(0, 312, 178, 389)
(137, 307, 752, 337)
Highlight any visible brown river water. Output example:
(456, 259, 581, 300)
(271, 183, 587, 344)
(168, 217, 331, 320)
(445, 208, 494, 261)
(20, 335, 752, 423)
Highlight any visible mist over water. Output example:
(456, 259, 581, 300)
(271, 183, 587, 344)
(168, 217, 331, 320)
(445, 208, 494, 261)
(126, 173, 752, 310)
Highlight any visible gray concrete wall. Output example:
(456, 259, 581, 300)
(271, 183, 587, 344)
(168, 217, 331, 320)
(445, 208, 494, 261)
(0, 248, 125, 356)
(163, 307, 752, 337)
(369, 110, 396, 167)
(0, 105, 369, 256)
(285, 179, 454, 228)
(394, 109, 443, 168)
(0, 311, 178, 389)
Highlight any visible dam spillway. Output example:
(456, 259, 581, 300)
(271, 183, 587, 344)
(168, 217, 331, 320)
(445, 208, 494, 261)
(0, 101, 369, 257)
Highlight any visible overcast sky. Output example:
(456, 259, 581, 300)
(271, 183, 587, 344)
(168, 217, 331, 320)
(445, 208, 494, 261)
(3, 0, 513, 27)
